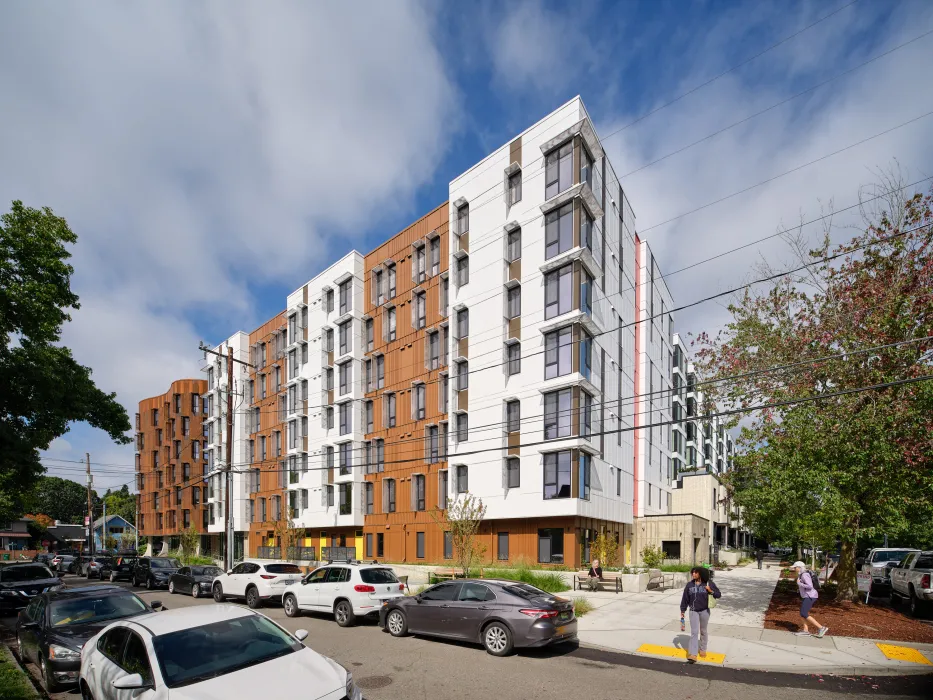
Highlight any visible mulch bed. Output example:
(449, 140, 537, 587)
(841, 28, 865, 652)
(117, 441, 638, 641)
(764, 578, 933, 643)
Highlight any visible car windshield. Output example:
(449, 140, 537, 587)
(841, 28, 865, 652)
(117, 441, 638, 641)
(360, 568, 399, 584)
(49, 593, 149, 627)
(264, 564, 302, 575)
(151, 559, 181, 569)
(0, 566, 53, 582)
(870, 550, 913, 563)
(191, 567, 222, 577)
(152, 614, 302, 688)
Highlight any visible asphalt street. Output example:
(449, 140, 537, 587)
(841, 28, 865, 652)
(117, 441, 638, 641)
(2, 575, 931, 700)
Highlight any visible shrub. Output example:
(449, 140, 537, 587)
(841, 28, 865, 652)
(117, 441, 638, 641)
(641, 545, 664, 569)
(572, 597, 594, 617)
(590, 532, 620, 568)
(659, 563, 693, 572)
(483, 564, 569, 593)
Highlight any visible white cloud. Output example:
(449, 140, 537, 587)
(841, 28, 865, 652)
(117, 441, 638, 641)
(0, 0, 459, 485)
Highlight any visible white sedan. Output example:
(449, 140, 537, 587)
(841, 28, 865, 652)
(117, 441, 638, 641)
(78, 604, 362, 700)
(210, 561, 303, 609)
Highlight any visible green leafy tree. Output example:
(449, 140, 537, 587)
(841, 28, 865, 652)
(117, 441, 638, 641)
(696, 183, 933, 600)
(29, 476, 94, 524)
(0, 201, 132, 522)
(103, 485, 137, 525)
(432, 492, 487, 576)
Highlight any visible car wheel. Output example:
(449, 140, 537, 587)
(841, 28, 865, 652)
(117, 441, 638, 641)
(213, 583, 225, 602)
(80, 680, 96, 700)
(40, 654, 61, 693)
(246, 587, 262, 609)
(889, 588, 899, 607)
(168, 581, 175, 595)
(16, 633, 27, 662)
(909, 588, 927, 618)
(109, 572, 117, 583)
(191, 584, 200, 599)
(283, 594, 300, 618)
(386, 609, 408, 637)
(482, 622, 513, 657)
(334, 600, 355, 627)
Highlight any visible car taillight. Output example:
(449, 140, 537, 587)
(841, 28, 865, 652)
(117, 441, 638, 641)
(399, 584, 405, 591)
(260, 575, 277, 580)
(519, 609, 559, 619)
(355, 584, 376, 593)
(922, 574, 931, 589)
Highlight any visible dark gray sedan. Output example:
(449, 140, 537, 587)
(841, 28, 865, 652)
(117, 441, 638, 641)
(380, 579, 577, 656)
(168, 565, 224, 598)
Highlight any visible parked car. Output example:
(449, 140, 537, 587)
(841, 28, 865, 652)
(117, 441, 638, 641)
(132, 557, 181, 589)
(168, 565, 224, 598)
(212, 561, 303, 608)
(16, 584, 160, 692)
(78, 604, 361, 699)
(51, 554, 77, 575)
(81, 555, 113, 579)
(380, 579, 578, 656)
(889, 550, 933, 618)
(0, 563, 63, 615)
(861, 548, 919, 589)
(282, 562, 405, 626)
(101, 554, 138, 582)
(33, 553, 54, 567)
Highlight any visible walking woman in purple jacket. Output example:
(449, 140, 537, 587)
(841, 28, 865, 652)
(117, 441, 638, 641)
(793, 561, 829, 637)
(679, 566, 722, 663)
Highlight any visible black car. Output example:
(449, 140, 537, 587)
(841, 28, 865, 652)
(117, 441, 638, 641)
(16, 584, 161, 692)
(0, 564, 63, 615)
(168, 565, 224, 598)
(101, 555, 137, 582)
(133, 556, 181, 589)
(380, 579, 577, 656)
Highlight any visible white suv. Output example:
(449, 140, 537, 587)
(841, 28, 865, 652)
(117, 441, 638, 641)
(282, 562, 406, 626)
(212, 561, 304, 609)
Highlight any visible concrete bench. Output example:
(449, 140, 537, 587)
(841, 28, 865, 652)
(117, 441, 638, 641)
(574, 571, 622, 593)
(647, 568, 675, 590)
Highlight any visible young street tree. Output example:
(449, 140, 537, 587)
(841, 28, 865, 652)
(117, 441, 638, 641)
(432, 492, 487, 576)
(1, 201, 132, 522)
(695, 184, 933, 601)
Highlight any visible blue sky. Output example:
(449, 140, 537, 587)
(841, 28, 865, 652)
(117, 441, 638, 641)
(1, 0, 931, 492)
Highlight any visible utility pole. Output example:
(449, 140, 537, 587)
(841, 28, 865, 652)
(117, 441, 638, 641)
(102, 500, 107, 553)
(200, 342, 253, 571)
(86, 453, 94, 557)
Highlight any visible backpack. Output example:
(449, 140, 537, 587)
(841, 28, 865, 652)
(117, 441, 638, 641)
(804, 569, 821, 591)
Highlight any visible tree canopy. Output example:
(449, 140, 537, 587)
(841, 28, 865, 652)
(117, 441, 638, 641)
(696, 184, 933, 600)
(0, 201, 132, 522)
(28, 476, 96, 525)
(102, 485, 137, 525)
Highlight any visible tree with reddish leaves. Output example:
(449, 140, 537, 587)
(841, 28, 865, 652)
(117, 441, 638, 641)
(695, 184, 933, 601)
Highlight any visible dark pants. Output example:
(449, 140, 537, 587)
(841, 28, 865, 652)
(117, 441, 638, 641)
(757, 559, 763, 569)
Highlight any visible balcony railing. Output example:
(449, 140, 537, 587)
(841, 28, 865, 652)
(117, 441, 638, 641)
(257, 546, 281, 559)
(321, 546, 356, 562)
(286, 546, 317, 561)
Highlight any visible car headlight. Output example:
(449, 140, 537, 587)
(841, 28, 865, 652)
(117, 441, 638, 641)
(49, 644, 81, 660)
(346, 672, 362, 700)
(200, 581, 212, 588)
(0, 590, 19, 597)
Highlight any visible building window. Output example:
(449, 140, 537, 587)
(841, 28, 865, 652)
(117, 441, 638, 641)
(544, 327, 572, 379)
(544, 264, 572, 319)
(428, 331, 440, 370)
(538, 528, 564, 564)
(339, 279, 351, 315)
(413, 475, 426, 511)
(364, 483, 374, 515)
(429, 236, 440, 276)
(338, 362, 350, 395)
(365, 400, 374, 433)
(374, 439, 385, 472)
(339, 483, 352, 515)
(339, 402, 352, 435)
(580, 391, 593, 439)
(366, 318, 374, 351)
(456, 413, 468, 442)
(325, 407, 334, 430)
(376, 355, 385, 389)
(377, 533, 385, 558)
(444, 531, 452, 559)
(385, 479, 396, 513)
(506, 457, 520, 489)
(385, 307, 396, 342)
(508, 171, 522, 206)
(323, 328, 334, 353)
(365, 533, 373, 558)
(456, 308, 469, 339)
(385, 393, 396, 428)
(439, 470, 449, 510)
(581, 269, 593, 318)
(440, 373, 449, 414)
(456, 360, 469, 391)
(374, 269, 384, 305)
(414, 291, 426, 329)
(441, 275, 449, 313)
(338, 321, 350, 355)
(387, 262, 397, 300)
(415, 245, 426, 283)
(544, 389, 572, 439)
(506, 343, 521, 376)
(339, 442, 352, 474)
(326, 486, 335, 508)
(544, 451, 572, 499)
(497, 532, 510, 561)
(506, 227, 521, 262)
(414, 383, 426, 420)
(456, 464, 468, 493)
(506, 400, 520, 433)
(457, 203, 469, 235)
(426, 425, 439, 463)
(416, 532, 426, 559)
(456, 256, 469, 286)
(545, 142, 572, 200)
(506, 285, 521, 319)
(579, 452, 591, 500)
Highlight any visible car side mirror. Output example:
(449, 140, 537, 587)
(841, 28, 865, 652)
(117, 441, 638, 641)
(294, 629, 309, 642)
(150, 601, 163, 610)
(226, 570, 233, 575)
(20, 621, 38, 629)
(415, 596, 423, 604)
(113, 674, 148, 690)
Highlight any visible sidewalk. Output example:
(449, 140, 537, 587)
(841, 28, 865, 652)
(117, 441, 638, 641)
(573, 562, 933, 675)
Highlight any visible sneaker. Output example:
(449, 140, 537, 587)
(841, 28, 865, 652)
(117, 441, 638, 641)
(794, 630, 812, 636)
(698, 651, 707, 659)
(686, 656, 697, 664)
(817, 627, 829, 638)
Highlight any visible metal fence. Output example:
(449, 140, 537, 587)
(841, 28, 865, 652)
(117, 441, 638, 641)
(286, 546, 317, 561)
(321, 546, 356, 562)
(256, 546, 281, 559)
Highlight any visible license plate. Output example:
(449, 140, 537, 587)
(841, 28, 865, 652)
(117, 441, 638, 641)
(559, 612, 570, 621)
(557, 626, 567, 635)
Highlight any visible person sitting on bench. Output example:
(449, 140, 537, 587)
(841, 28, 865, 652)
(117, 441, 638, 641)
(587, 559, 603, 591)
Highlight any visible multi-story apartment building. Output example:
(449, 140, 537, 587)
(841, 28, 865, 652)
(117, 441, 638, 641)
(136, 379, 208, 552)
(137, 97, 751, 568)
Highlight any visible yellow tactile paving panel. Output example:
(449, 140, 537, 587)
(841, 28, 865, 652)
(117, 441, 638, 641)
(637, 643, 725, 664)
(876, 643, 932, 665)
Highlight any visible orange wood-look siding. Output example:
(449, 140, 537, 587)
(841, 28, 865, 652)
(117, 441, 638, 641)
(362, 202, 451, 556)
(137, 379, 208, 538)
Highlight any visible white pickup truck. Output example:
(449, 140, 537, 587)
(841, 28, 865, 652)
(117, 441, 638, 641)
(860, 548, 918, 589)
(889, 550, 933, 618)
